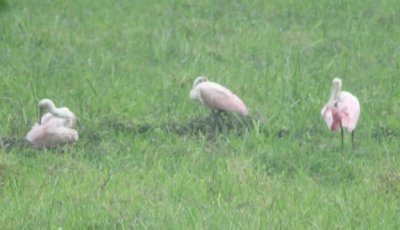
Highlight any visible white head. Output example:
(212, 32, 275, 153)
(332, 78, 342, 91)
(38, 98, 56, 124)
(193, 76, 208, 88)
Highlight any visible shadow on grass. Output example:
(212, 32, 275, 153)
(1, 136, 31, 151)
(372, 123, 398, 143)
(2, 114, 326, 152)
(101, 113, 260, 138)
(0, 136, 76, 157)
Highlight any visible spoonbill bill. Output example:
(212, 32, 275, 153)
(321, 78, 360, 149)
(190, 76, 248, 129)
(26, 99, 78, 148)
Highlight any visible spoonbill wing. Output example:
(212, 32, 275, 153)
(336, 92, 360, 132)
(26, 124, 78, 148)
(198, 82, 248, 115)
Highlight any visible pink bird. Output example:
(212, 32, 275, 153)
(26, 99, 78, 148)
(190, 76, 248, 129)
(321, 78, 360, 149)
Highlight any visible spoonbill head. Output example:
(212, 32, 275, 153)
(332, 77, 342, 90)
(192, 76, 208, 88)
(38, 99, 56, 124)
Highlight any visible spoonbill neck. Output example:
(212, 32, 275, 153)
(42, 103, 73, 120)
(329, 82, 341, 103)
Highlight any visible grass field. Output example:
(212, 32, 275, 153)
(1, 0, 400, 228)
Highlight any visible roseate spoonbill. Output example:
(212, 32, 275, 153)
(321, 78, 360, 149)
(26, 99, 78, 148)
(190, 76, 248, 129)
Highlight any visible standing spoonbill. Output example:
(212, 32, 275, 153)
(190, 76, 248, 129)
(26, 99, 78, 148)
(321, 78, 360, 149)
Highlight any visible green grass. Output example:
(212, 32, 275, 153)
(1, 0, 400, 228)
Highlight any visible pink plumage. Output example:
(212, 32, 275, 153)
(190, 76, 248, 115)
(321, 92, 360, 132)
(321, 78, 360, 148)
(26, 117, 78, 148)
(26, 99, 78, 148)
